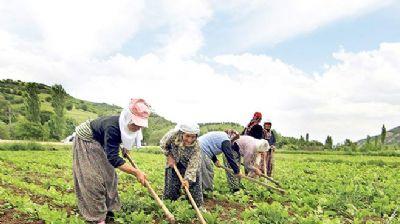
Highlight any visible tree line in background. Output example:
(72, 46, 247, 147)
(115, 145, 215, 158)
(277, 124, 396, 152)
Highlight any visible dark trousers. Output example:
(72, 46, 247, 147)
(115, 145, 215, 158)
(163, 162, 203, 206)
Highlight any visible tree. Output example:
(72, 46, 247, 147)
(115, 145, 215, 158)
(306, 133, 309, 142)
(325, 135, 333, 150)
(14, 119, 45, 140)
(66, 102, 73, 111)
(51, 84, 67, 118)
(381, 124, 386, 144)
(0, 96, 13, 124)
(49, 84, 67, 140)
(24, 83, 41, 123)
(40, 111, 53, 125)
(344, 139, 352, 146)
(48, 116, 64, 140)
(142, 127, 150, 145)
(78, 103, 88, 111)
(64, 118, 77, 136)
(0, 122, 10, 139)
(298, 135, 305, 147)
(366, 135, 371, 145)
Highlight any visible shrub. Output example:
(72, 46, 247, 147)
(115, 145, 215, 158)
(11, 98, 24, 104)
(0, 122, 10, 139)
(48, 115, 65, 140)
(13, 120, 45, 140)
(66, 102, 73, 111)
(65, 118, 77, 136)
(40, 111, 53, 125)
(4, 94, 14, 101)
(0, 142, 70, 151)
(78, 104, 88, 111)
(0, 142, 45, 151)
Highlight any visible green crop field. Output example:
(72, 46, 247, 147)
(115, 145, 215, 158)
(0, 147, 399, 223)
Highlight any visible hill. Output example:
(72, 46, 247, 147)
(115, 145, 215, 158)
(0, 79, 244, 145)
(0, 79, 120, 123)
(358, 126, 400, 145)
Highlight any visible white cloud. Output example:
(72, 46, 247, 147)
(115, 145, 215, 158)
(213, 43, 400, 142)
(209, 0, 394, 50)
(1, 0, 145, 58)
(154, 0, 212, 58)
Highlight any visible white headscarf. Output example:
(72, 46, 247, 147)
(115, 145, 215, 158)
(174, 123, 200, 135)
(119, 108, 139, 149)
(255, 139, 270, 152)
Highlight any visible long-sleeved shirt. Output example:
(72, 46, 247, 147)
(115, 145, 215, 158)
(198, 131, 240, 174)
(243, 124, 263, 139)
(263, 129, 276, 146)
(234, 135, 259, 172)
(160, 129, 201, 183)
(90, 116, 125, 168)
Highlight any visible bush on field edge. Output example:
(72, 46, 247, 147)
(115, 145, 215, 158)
(0, 142, 69, 151)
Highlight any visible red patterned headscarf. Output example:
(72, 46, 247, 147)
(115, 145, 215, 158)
(244, 112, 262, 135)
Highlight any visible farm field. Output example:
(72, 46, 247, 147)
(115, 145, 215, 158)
(0, 148, 399, 224)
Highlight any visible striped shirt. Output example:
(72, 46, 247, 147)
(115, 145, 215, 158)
(75, 120, 93, 141)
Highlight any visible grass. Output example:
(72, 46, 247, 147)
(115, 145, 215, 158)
(65, 108, 98, 123)
(0, 140, 71, 151)
(1, 147, 399, 223)
(38, 93, 99, 123)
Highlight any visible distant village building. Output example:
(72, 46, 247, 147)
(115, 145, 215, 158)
(132, 129, 143, 149)
(63, 132, 76, 143)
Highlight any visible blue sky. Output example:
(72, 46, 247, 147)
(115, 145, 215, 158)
(262, 4, 400, 73)
(122, 2, 400, 74)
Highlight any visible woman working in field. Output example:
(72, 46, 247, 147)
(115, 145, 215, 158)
(160, 123, 205, 211)
(73, 99, 150, 224)
(226, 135, 270, 191)
(199, 129, 241, 193)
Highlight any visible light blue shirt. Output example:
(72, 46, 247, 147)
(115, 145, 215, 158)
(199, 131, 230, 159)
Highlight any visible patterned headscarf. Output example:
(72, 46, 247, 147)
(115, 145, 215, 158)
(225, 129, 240, 142)
(172, 131, 198, 148)
(244, 112, 262, 135)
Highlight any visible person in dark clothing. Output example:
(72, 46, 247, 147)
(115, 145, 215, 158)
(262, 120, 277, 177)
(89, 116, 127, 168)
(73, 99, 150, 224)
(242, 112, 264, 139)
